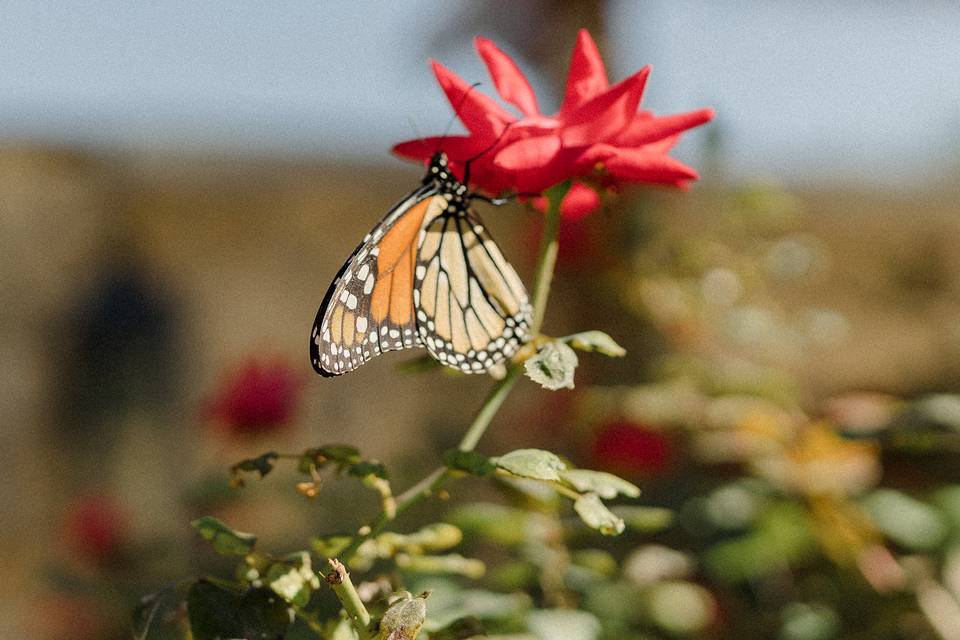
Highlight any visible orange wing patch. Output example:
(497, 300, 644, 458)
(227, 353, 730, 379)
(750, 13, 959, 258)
(370, 196, 439, 324)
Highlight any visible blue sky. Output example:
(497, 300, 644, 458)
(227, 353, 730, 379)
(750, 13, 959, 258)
(1, 1, 958, 186)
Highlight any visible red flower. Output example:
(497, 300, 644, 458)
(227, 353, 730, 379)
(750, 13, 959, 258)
(62, 495, 129, 565)
(205, 356, 304, 437)
(34, 594, 112, 640)
(592, 420, 674, 476)
(394, 30, 714, 217)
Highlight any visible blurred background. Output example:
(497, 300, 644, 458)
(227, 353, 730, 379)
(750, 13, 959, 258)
(4, 1, 960, 638)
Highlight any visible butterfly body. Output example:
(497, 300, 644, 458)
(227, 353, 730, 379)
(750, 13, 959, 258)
(311, 153, 531, 377)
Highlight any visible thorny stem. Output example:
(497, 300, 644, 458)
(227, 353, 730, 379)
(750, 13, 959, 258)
(334, 181, 569, 570)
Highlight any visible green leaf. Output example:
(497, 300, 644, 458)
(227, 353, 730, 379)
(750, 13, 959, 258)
(230, 452, 279, 486)
(186, 581, 290, 640)
(571, 549, 618, 577)
(563, 331, 627, 357)
(378, 593, 428, 640)
(611, 506, 674, 533)
(265, 551, 321, 607)
(527, 609, 601, 640)
(418, 581, 531, 633)
(560, 469, 640, 500)
(448, 503, 532, 546)
(396, 553, 485, 579)
(494, 449, 566, 481)
(863, 489, 948, 551)
(918, 394, 960, 430)
(524, 341, 578, 390)
(311, 535, 353, 558)
(402, 523, 464, 551)
(443, 449, 496, 476)
(320, 444, 363, 463)
(933, 485, 960, 534)
(329, 615, 361, 640)
(348, 460, 389, 479)
(780, 602, 841, 640)
(574, 494, 625, 536)
(423, 617, 485, 640)
(647, 581, 716, 635)
(705, 502, 816, 583)
(191, 516, 257, 556)
(299, 444, 362, 472)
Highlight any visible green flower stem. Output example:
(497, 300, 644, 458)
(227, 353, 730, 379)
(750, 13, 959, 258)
(336, 182, 569, 563)
(530, 181, 570, 336)
(325, 559, 374, 639)
(456, 364, 523, 451)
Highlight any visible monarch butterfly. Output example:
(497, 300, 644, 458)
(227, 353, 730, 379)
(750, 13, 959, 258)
(310, 151, 531, 377)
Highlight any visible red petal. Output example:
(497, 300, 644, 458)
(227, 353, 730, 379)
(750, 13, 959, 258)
(604, 148, 700, 184)
(560, 29, 609, 116)
(431, 60, 515, 139)
(392, 135, 489, 164)
(616, 108, 715, 146)
(560, 67, 650, 147)
(644, 134, 681, 154)
(493, 134, 562, 172)
(475, 36, 540, 117)
(559, 182, 601, 220)
(575, 143, 619, 167)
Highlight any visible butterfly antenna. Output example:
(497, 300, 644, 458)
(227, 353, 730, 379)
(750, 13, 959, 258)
(463, 121, 515, 185)
(434, 81, 483, 154)
(406, 116, 431, 157)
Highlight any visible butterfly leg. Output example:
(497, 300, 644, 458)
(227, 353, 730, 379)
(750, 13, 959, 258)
(472, 193, 516, 207)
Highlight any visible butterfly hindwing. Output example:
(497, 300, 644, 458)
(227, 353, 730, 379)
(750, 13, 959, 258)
(311, 185, 440, 376)
(413, 202, 531, 373)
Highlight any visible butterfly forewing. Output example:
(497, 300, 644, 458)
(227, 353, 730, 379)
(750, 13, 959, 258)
(311, 186, 439, 376)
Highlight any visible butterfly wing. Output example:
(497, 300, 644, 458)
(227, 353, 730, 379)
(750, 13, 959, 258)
(413, 204, 532, 373)
(311, 185, 446, 376)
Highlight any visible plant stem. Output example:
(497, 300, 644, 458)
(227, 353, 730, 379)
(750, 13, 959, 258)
(325, 559, 373, 639)
(530, 181, 570, 336)
(456, 365, 523, 451)
(337, 182, 569, 562)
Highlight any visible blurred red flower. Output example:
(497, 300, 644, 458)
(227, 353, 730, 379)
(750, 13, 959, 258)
(34, 594, 112, 640)
(63, 495, 129, 565)
(205, 357, 304, 436)
(592, 420, 674, 476)
(394, 30, 714, 217)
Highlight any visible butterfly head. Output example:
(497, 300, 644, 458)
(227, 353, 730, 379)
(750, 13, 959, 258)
(425, 151, 468, 196)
